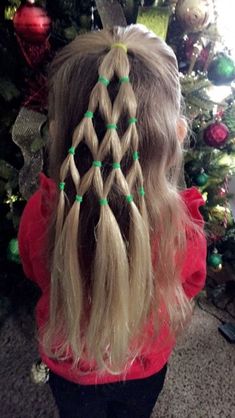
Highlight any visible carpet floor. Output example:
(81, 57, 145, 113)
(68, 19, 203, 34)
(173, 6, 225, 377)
(0, 286, 234, 418)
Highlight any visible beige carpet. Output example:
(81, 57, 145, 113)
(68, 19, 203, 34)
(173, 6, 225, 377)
(152, 296, 235, 418)
(0, 294, 234, 418)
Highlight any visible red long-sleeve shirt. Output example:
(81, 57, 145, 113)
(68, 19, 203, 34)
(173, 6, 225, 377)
(18, 173, 207, 385)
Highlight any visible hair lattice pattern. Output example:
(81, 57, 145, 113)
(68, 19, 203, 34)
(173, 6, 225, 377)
(58, 46, 146, 225)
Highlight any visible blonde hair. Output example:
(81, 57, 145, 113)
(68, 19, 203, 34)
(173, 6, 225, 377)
(43, 25, 199, 374)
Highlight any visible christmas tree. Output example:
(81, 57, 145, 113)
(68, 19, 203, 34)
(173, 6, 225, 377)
(0, 0, 235, 306)
(167, 0, 235, 279)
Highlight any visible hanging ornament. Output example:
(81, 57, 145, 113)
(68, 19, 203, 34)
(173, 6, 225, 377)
(13, 0, 51, 43)
(7, 238, 20, 264)
(208, 250, 223, 272)
(203, 121, 229, 148)
(13, 0, 51, 68)
(195, 171, 209, 186)
(207, 53, 235, 86)
(175, 0, 214, 33)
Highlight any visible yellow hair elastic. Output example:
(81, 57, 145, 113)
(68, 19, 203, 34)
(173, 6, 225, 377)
(111, 43, 128, 53)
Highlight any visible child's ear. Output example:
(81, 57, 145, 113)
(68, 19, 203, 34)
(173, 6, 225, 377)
(176, 117, 187, 143)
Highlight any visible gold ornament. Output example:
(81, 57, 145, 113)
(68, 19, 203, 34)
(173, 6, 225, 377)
(175, 0, 214, 33)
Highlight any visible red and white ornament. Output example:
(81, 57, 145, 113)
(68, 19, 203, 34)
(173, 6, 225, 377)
(175, 0, 214, 33)
(203, 122, 229, 148)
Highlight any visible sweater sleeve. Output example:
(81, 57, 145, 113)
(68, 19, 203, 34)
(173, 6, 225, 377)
(18, 173, 57, 289)
(180, 188, 207, 299)
(18, 191, 42, 282)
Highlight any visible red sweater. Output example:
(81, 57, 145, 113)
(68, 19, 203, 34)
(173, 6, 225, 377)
(18, 173, 207, 385)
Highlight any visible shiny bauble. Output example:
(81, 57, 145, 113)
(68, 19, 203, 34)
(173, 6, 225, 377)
(195, 172, 209, 186)
(175, 0, 214, 32)
(208, 54, 235, 86)
(208, 252, 222, 268)
(13, 2, 51, 43)
(203, 122, 229, 148)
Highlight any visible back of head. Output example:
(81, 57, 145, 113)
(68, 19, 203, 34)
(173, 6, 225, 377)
(44, 24, 193, 373)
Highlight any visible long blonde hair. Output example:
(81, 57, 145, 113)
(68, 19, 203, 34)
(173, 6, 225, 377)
(43, 25, 199, 373)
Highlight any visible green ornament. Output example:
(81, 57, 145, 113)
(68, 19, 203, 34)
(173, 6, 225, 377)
(208, 54, 235, 86)
(195, 172, 209, 187)
(7, 238, 20, 264)
(208, 253, 222, 268)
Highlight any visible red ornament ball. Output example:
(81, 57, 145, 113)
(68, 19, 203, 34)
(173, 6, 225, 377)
(13, 2, 51, 43)
(203, 122, 229, 148)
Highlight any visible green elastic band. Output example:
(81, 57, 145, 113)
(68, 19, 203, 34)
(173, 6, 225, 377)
(100, 198, 108, 206)
(126, 194, 133, 203)
(59, 182, 65, 191)
(98, 76, 110, 86)
(106, 123, 117, 130)
(129, 117, 137, 125)
(84, 111, 93, 118)
(120, 76, 129, 83)
(139, 187, 145, 197)
(75, 194, 83, 203)
(112, 162, 121, 169)
(133, 151, 139, 161)
(68, 147, 75, 155)
(93, 160, 102, 168)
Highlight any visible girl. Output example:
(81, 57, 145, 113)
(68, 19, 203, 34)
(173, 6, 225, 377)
(18, 24, 207, 418)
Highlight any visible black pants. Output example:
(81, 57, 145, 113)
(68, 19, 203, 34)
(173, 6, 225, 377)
(49, 363, 167, 418)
